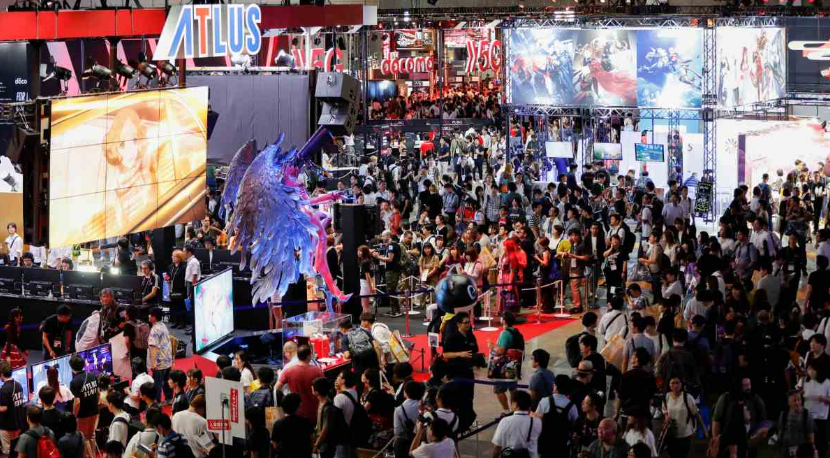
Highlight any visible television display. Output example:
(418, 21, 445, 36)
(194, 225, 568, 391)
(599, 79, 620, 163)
(593, 142, 623, 160)
(47, 87, 208, 247)
(635, 143, 665, 162)
(545, 141, 573, 158)
(194, 268, 234, 353)
(716, 27, 786, 107)
(11, 366, 27, 395)
(77, 343, 113, 376)
(30, 354, 72, 394)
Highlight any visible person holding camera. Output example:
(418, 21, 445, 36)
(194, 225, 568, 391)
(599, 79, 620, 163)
(409, 417, 455, 458)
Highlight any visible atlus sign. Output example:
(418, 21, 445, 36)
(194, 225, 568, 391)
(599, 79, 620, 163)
(154, 4, 262, 60)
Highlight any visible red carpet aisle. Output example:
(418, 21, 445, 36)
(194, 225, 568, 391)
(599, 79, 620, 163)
(405, 316, 577, 376)
(173, 354, 219, 376)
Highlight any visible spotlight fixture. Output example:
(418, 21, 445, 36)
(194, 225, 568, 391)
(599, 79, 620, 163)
(82, 64, 111, 80)
(138, 62, 157, 79)
(274, 49, 296, 68)
(160, 61, 177, 76)
(114, 60, 136, 79)
(54, 66, 72, 81)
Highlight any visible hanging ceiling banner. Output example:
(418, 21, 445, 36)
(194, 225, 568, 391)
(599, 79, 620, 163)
(154, 4, 262, 60)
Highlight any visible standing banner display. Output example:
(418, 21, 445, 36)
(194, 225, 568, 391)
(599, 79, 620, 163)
(206, 378, 247, 445)
(695, 181, 714, 215)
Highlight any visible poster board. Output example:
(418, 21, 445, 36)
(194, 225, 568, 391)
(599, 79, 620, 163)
(695, 181, 713, 215)
(206, 377, 247, 445)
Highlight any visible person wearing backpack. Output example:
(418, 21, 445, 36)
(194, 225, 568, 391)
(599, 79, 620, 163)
(58, 414, 87, 458)
(565, 313, 599, 369)
(151, 412, 195, 458)
(393, 381, 424, 458)
(311, 377, 348, 458)
(533, 375, 578, 457)
(40, 305, 74, 360)
(16, 405, 58, 458)
(488, 312, 525, 415)
(123, 305, 151, 365)
(663, 377, 708, 458)
(338, 318, 380, 383)
(491, 390, 542, 458)
(105, 391, 131, 447)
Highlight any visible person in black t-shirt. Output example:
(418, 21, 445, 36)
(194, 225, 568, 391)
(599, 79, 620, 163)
(0, 360, 26, 454)
(373, 231, 403, 317)
(139, 260, 160, 306)
(271, 393, 314, 458)
(69, 355, 98, 454)
(168, 370, 189, 415)
(38, 386, 67, 441)
(40, 305, 74, 360)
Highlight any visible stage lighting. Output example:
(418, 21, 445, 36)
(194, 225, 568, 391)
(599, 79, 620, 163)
(274, 50, 296, 68)
(82, 64, 111, 80)
(138, 62, 157, 79)
(160, 61, 177, 76)
(54, 66, 72, 81)
(114, 60, 136, 79)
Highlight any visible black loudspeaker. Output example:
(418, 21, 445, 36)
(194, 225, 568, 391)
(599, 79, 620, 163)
(150, 226, 176, 275)
(332, 203, 342, 231)
(339, 204, 367, 323)
(4, 126, 38, 163)
(318, 102, 357, 137)
(364, 204, 382, 241)
(315, 72, 359, 105)
(281, 275, 308, 318)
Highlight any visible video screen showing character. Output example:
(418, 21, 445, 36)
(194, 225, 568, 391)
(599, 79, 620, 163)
(637, 29, 703, 108)
(717, 28, 786, 106)
(508, 29, 577, 105)
(573, 30, 638, 106)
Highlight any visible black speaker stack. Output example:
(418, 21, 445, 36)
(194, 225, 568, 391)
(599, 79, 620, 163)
(315, 72, 359, 137)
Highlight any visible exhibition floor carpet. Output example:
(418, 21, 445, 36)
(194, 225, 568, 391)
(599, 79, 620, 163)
(404, 314, 578, 376)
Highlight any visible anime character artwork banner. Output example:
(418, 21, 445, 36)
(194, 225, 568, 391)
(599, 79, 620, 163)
(509, 28, 691, 107)
(47, 87, 208, 247)
(637, 29, 703, 108)
(716, 27, 786, 107)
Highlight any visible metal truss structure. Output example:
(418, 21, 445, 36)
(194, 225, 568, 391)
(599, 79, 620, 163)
(0, 101, 36, 133)
(702, 22, 717, 223)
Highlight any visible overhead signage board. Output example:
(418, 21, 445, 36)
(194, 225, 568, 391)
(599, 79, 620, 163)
(154, 4, 262, 60)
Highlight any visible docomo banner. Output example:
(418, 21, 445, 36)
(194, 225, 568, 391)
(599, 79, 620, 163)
(381, 55, 434, 75)
(466, 39, 501, 73)
(154, 4, 262, 60)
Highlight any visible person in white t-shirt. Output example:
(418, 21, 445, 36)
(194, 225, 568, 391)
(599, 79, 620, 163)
(171, 394, 212, 458)
(803, 363, 830, 458)
(491, 391, 542, 458)
(125, 357, 154, 413)
(4, 222, 22, 266)
(410, 417, 456, 458)
(234, 350, 256, 393)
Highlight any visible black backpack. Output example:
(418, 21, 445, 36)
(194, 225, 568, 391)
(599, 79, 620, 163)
(538, 399, 574, 456)
(622, 225, 636, 255)
(399, 405, 417, 441)
(341, 391, 372, 447)
(565, 332, 587, 368)
(506, 328, 525, 351)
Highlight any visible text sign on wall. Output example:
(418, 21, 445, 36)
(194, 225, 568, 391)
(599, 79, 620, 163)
(154, 4, 262, 60)
(290, 46, 344, 72)
(381, 55, 434, 75)
(466, 39, 501, 74)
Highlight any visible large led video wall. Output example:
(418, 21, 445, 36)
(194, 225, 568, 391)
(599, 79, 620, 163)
(716, 27, 786, 106)
(47, 87, 208, 247)
(507, 28, 703, 108)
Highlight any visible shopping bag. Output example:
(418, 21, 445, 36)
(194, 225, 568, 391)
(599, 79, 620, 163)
(600, 334, 625, 371)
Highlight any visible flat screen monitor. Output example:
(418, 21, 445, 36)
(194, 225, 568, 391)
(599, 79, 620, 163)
(545, 141, 573, 159)
(194, 268, 234, 354)
(61, 270, 102, 300)
(101, 273, 142, 305)
(76, 343, 113, 377)
(22, 268, 61, 297)
(593, 143, 622, 161)
(30, 354, 72, 394)
(0, 266, 21, 294)
(11, 367, 27, 395)
(635, 143, 665, 162)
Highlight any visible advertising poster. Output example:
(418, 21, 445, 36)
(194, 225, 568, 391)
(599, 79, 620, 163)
(636, 29, 703, 108)
(0, 43, 29, 103)
(206, 378, 247, 445)
(508, 28, 699, 108)
(444, 28, 494, 48)
(716, 27, 786, 106)
(786, 17, 830, 92)
(194, 269, 234, 353)
(507, 28, 577, 105)
(47, 87, 208, 247)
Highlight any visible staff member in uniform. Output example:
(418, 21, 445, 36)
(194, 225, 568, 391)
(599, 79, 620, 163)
(183, 246, 201, 335)
(139, 260, 160, 306)
(167, 250, 187, 330)
(4, 223, 22, 266)
(69, 355, 99, 457)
